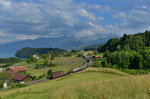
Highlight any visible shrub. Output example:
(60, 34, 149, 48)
(91, 61, 102, 67)
(77, 53, 82, 57)
(47, 69, 52, 78)
(37, 75, 44, 80)
(11, 83, 27, 88)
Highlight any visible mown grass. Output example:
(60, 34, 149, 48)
(0, 68, 125, 99)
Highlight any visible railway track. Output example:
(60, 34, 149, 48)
(26, 56, 92, 85)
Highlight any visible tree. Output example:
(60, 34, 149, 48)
(98, 38, 120, 52)
(77, 53, 82, 57)
(0, 73, 13, 88)
(47, 69, 53, 78)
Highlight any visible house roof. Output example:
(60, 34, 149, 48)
(5, 70, 28, 81)
(11, 73, 27, 81)
(9, 66, 27, 73)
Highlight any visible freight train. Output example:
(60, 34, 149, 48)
(49, 55, 92, 79)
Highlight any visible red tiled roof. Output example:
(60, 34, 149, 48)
(5, 71, 28, 81)
(9, 66, 27, 73)
(11, 73, 27, 81)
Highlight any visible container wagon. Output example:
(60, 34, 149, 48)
(71, 67, 80, 72)
(51, 71, 64, 79)
(79, 64, 87, 70)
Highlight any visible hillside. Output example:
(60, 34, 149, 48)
(2, 68, 150, 99)
(96, 31, 150, 70)
(0, 68, 128, 99)
(98, 31, 150, 52)
(15, 47, 66, 58)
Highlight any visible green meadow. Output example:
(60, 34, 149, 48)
(0, 68, 136, 99)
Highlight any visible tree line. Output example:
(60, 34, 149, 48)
(96, 31, 150, 69)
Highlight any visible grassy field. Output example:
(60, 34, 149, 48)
(16, 57, 84, 76)
(0, 68, 127, 99)
(1, 68, 150, 99)
(83, 51, 94, 55)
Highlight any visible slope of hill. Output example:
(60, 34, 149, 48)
(1, 68, 150, 99)
(0, 68, 128, 99)
(98, 31, 150, 52)
(96, 31, 150, 70)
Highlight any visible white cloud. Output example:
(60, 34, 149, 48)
(97, 16, 104, 21)
(3, 0, 150, 44)
(113, 12, 126, 19)
(76, 9, 96, 21)
(122, 7, 150, 31)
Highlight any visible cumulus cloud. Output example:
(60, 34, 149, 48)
(122, 6, 150, 31)
(0, 0, 150, 44)
(76, 9, 96, 21)
(0, 0, 115, 43)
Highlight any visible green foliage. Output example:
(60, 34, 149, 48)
(118, 69, 150, 75)
(98, 31, 150, 52)
(91, 61, 102, 67)
(11, 83, 27, 88)
(0, 73, 13, 88)
(98, 31, 150, 70)
(47, 69, 52, 78)
(15, 47, 66, 58)
(102, 50, 150, 69)
(32, 76, 37, 81)
(37, 75, 44, 80)
(48, 63, 57, 67)
(0, 57, 22, 64)
(98, 38, 120, 52)
(77, 53, 82, 57)
(26, 55, 37, 63)
(50, 55, 55, 60)
(0, 57, 22, 68)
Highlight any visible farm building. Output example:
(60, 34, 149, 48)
(6, 66, 27, 73)
(93, 55, 103, 59)
(5, 71, 32, 83)
(11, 73, 32, 83)
(5, 66, 32, 83)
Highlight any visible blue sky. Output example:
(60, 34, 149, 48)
(0, 0, 150, 43)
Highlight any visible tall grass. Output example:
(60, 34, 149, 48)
(0, 68, 124, 99)
(52, 74, 150, 99)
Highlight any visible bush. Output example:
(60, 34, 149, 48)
(32, 76, 37, 81)
(118, 69, 150, 75)
(47, 69, 52, 78)
(37, 75, 44, 80)
(47, 63, 57, 67)
(77, 53, 82, 57)
(91, 61, 102, 67)
(11, 83, 27, 88)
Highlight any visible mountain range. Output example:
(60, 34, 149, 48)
(0, 33, 120, 57)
